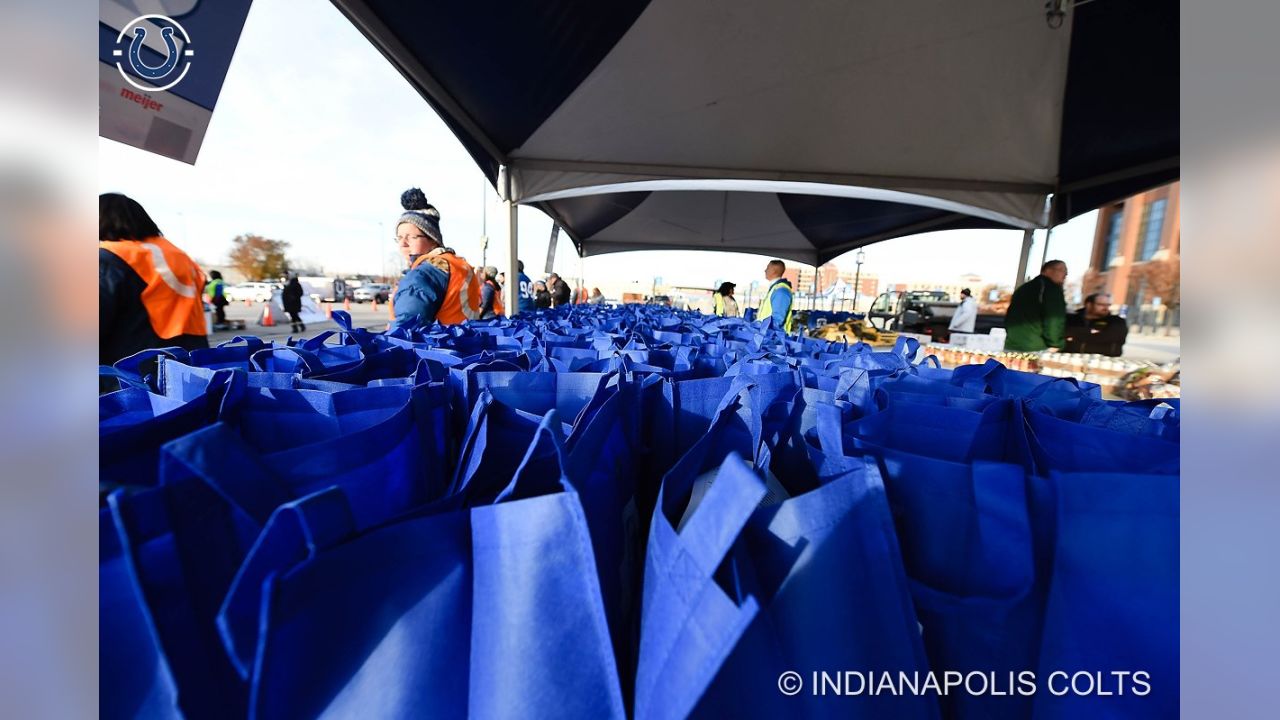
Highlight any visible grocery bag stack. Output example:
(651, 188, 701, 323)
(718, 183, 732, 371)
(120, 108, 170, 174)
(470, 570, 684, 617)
(100, 306, 1178, 719)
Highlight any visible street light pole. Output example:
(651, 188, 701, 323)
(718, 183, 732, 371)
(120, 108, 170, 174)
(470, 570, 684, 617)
(852, 249, 866, 313)
(480, 177, 488, 268)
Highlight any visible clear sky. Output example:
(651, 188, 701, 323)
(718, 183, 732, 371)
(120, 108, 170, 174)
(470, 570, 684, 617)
(98, 0, 1097, 293)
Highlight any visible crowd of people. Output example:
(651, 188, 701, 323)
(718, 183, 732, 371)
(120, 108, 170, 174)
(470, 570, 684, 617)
(101, 188, 1125, 371)
(99, 190, 620, 366)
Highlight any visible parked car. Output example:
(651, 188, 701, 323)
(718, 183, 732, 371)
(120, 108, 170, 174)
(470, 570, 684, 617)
(299, 276, 353, 303)
(866, 290, 1004, 342)
(224, 282, 276, 303)
(353, 283, 391, 303)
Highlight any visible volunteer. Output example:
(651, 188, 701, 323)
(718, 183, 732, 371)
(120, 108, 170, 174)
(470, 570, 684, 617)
(758, 259, 794, 332)
(390, 188, 480, 329)
(100, 193, 209, 365)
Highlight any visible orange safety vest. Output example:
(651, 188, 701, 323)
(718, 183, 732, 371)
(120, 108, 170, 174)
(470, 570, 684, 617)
(487, 279, 505, 317)
(410, 250, 480, 325)
(100, 236, 208, 338)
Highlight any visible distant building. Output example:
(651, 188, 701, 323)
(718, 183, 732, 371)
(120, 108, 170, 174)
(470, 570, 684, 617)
(778, 263, 880, 299)
(881, 276, 982, 302)
(1087, 181, 1181, 308)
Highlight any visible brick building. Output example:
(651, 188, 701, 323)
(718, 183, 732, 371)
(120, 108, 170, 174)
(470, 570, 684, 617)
(1086, 182, 1180, 311)
(783, 263, 880, 309)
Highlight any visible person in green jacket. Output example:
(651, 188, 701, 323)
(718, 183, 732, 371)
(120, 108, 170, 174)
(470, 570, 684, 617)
(1003, 260, 1069, 351)
(205, 270, 229, 328)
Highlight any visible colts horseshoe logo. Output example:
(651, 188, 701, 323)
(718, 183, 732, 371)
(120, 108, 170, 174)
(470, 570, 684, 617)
(128, 26, 180, 80)
(113, 14, 194, 92)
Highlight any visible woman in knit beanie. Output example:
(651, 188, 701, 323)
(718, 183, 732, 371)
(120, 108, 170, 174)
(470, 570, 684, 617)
(390, 188, 449, 329)
(390, 188, 481, 329)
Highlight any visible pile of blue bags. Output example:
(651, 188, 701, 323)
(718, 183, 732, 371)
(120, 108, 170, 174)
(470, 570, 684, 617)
(100, 307, 1178, 719)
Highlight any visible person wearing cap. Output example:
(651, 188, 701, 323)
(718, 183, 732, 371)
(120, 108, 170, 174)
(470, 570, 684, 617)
(948, 287, 977, 334)
(712, 281, 739, 317)
(478, 265, 505, 319)
(391, 188, 481, 329)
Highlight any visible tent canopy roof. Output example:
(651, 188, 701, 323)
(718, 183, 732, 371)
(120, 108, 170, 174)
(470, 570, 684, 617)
(333, 0, 1177, 261)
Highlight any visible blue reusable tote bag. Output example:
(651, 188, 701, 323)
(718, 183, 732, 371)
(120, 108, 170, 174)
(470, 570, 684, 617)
(107, 479, 257, 718)
(106, 383, 450, 717)
(559, 374, 647, 684)
(636, 389, 933, 720)
(645, 371, 802, 481)
(829, 404, 1042, 719)
(100, 507, 181, 720)
(634, 453, 766, 720)
(172, 382, 452, 526)
(694, 456, 935, 717)
(1034, 472, 1178, 719)
(1075, 398, 1180, 441)
(1023, 406, 1179, 476)
(99, 368, 240, 488)
(236, 413, 626, 720)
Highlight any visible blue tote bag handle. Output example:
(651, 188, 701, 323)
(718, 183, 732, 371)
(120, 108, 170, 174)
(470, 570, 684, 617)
(917, 353, 942, 369)
(635, 454, 766, 720)
(216, 335, 266, 350)
(950, 358, 1005, 392)
(892, 335, 921, 362)
(814, 400, 846, 457)
(217, 487, 357, 678)
(98, 364, 150, 392)
(112, 347, 191, 389)
(249, 346, 324, 375)
(493, 410, 571, 503)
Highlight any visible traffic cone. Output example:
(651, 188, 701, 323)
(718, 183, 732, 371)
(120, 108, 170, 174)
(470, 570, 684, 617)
(343, 297, 352, 312)
(372, 298, 379, 313)
(260, 302, 275, 327)
(387, 299, 395, 321)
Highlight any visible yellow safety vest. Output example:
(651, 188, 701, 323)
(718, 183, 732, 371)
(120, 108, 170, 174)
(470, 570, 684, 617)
(758, 279, 794, 332)
(713, 293, 725, 316)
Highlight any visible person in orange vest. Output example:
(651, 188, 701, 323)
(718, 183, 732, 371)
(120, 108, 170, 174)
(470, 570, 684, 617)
(479, 266, 504, 319)
(390, 188, 480, 330)
(99, 193, 209, 365)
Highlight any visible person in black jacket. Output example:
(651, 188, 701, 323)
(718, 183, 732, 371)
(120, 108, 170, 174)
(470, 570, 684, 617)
(548, 273, 571, 307)
(1064, 292, 1128, 356)
(99, 193, 209, 367)
(533, 281, 553, 309)
(282, 276, 305, 334)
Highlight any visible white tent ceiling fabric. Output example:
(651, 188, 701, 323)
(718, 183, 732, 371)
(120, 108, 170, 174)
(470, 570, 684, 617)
(506, 0, 1072, 228)
(532, 179, 1043, 265)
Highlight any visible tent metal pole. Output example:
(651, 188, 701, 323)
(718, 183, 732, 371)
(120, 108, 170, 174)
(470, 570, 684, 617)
(1015, 228, 1034, 288)
(811, 264, 818, 311)
(505, 201, 519, 316)
(502, 167, 519, 316)
(1040, 224, 1055, 269)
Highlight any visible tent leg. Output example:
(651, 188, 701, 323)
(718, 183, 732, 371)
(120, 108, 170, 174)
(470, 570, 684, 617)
(1015, 228, 1034, 288)
(505, 200, 519, 316)
(1040, 223, 1055, 269)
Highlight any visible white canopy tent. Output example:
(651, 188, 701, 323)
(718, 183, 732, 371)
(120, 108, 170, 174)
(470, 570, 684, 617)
(332, 0, 1178, 311)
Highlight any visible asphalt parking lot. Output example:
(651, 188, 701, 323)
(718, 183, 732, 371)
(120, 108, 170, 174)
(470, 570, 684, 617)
(210, 300, 392, 344)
